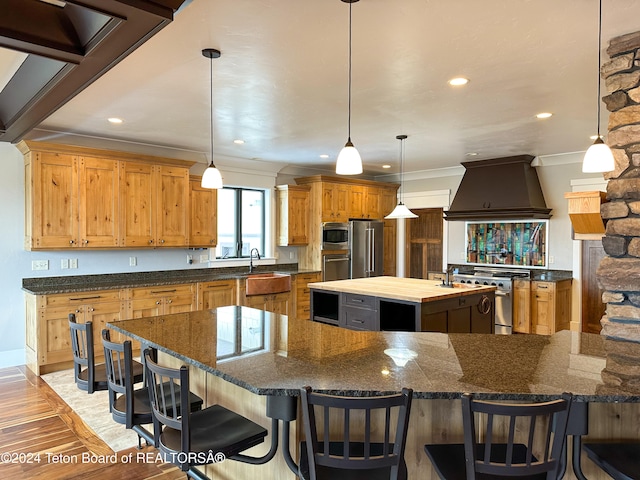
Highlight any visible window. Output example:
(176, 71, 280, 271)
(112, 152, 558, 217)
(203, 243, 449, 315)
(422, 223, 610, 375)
(216, 187, 265, 259)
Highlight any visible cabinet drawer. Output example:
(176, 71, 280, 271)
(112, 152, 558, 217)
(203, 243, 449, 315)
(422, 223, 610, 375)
(341, 305, 376, 331)
(129, 284, 194, 299)
(43, 289, 122, 307)
(342, 293, 376, 310)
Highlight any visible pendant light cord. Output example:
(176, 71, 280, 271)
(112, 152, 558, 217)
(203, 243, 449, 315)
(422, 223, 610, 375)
(347, 1, 352, 141)
(399, 138, 404, 202)
(209, 55, 215, 165)
(596, 0, 603, 138)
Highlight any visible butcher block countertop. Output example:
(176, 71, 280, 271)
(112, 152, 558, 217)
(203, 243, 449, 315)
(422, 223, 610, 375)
(308, 276, 496, 303)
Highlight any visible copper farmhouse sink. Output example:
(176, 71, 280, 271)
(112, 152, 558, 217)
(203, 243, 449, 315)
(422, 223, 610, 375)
(245, 273, 292, 296)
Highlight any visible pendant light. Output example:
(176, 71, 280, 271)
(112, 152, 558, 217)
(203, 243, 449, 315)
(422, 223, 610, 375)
(582, 0, 615, 173)
(385, 135, 418, 219)
(201, 48, 223, 189)
(335, 0, 363, 175)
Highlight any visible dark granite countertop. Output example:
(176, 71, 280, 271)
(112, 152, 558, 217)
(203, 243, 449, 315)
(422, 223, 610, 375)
(108, 306, 640, 402)
(22, 264, 321, 295)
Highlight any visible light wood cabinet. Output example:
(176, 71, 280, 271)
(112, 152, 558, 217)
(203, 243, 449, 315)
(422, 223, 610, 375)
(513, 279, 531, 333)
(126, 284, 196, 318)
(531, 279, 572, 335)
(20, 140, 196, 250)
(25, 289, 125, 375)
(22, 148, 120, 249)
(321, 182, 349, 222)
(294, 272, 321, 320)
(197, 279, 237, 310)
(365, 186, 382, 219)
(348, 185, 366, 219)
(189, 176, 217, 247)
(243, 292, 291, 316)
(276, 185, 310, 246)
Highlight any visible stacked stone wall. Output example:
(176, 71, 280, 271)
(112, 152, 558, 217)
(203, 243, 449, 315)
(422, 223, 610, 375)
(597, 31, 640, 342)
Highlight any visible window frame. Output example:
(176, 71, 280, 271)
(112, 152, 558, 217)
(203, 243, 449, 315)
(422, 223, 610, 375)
(216, 186, 266, 259)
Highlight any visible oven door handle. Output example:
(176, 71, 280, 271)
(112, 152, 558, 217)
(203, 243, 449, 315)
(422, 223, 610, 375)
(495, 290, 510, 297)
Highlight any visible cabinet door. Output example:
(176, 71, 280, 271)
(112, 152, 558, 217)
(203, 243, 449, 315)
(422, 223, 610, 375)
(269, 292, 291, 316)
(244, 294, 268, 310)
(365, 186, 381, 219)
(120, 162, 155, 247)
(130, 296, 164, 318)
(295, 272, 321, 320)
(513, 280, 531, 333)
(349, 185, 366, 219)
(85, 301, 124, 349)
(532, 282, 554, 335)
(321, 184, 337, 221)
(156, 165, 190, 247)
(322, 183, 349, 221)
(31, 152, 78, 248)
(189, 177, 217, 247)
(383, 221, 397, 276)
(78, 156, 120, 248)
(287, 189, 309, 245)
(198, 280, 237, 310)
(39, 304, 75, 365)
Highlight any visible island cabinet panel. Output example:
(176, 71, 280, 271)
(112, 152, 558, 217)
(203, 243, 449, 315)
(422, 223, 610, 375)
(197, 279, 236, 310)
(125, 284, 196, 318)
(420, 293, 494, 334)
(189, 176, 217, 247)
(25, 289, 125, 375)
(341, 293, 378, 331)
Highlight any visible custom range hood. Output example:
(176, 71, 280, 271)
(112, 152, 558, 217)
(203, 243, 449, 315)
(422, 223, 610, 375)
(444, 155, 551, 221)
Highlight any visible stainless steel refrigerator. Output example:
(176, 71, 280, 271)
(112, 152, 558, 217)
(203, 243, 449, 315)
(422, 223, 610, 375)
(349, 219, 384, 278)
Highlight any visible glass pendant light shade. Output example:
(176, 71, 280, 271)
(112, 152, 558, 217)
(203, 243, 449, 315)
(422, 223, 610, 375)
(201, 161, 223, 188)
(336, 138, 363, 175)
(582, 137, 615, 173)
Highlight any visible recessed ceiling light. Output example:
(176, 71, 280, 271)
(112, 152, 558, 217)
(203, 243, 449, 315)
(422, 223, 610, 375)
(107, 117, 123, 124)
(465, 152, 479, 156)
(536, 112, 553, 119)
(319, 154, 330, 159)
(448, 77, 469, 86)
(382, 164, 391, 169)
(233, 139, 245, 144)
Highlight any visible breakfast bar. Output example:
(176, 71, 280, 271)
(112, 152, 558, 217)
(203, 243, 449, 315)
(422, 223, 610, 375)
(108, 306, 640, 479)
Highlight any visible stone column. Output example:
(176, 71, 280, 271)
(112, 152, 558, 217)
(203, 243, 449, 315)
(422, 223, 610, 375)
(597, 31, 640, 342)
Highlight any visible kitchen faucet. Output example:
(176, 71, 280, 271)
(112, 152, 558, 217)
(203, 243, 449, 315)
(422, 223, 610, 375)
(442, 265, 455, 288)
(249, 248, 261, 273)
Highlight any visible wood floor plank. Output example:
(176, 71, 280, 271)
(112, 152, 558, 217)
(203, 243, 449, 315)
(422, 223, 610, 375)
(0, 366, 182, 480)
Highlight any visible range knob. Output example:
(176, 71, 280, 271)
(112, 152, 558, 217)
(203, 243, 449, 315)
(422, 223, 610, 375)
(474, 280, 480, 284)
(498, 282, 504, 288)
(491, 282, 497, 286)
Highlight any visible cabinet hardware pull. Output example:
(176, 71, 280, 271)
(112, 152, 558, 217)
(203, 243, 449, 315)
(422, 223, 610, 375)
(151, 289, 177, 294)
(69, 239, 75, 244)
(167, 299, 172, 304)
(156, 301, 161, 305)
(69, 296, 101, 301)
(83, 239, 89, 244)
(149, 239, 154, 244)
(160, 239, 165, 244)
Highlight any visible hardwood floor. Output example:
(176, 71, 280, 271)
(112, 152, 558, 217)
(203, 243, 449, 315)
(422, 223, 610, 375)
(0, 366, 184, 479)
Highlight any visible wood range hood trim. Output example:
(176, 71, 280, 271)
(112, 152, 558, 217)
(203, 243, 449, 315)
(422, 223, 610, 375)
(444, 155, 552, 221)
(0, 0, 190, 144)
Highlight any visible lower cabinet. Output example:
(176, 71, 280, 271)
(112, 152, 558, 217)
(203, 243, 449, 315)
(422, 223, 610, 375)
(243, 292, 291, 316)
(125, 284, 196, 318)
(513, 279, 531, 333)
(197, 279, 237, 310)
(294, 272, 321, 320)
(25, 289, 126, 375)
(341, 293, 378, 331)
(531, 279, 572, 335)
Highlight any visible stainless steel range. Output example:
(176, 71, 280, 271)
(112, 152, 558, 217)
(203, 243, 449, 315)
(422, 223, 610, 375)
(453, 267, 530, 335)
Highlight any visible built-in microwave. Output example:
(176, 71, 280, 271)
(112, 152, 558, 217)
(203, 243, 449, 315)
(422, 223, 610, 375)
(322, 222, 349, 250)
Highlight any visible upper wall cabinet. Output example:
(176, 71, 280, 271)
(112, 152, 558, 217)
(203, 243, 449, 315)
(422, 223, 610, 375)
(189, 176, 218, 247)
(19, 141, 196, 250)
(276, 184, 310, 246)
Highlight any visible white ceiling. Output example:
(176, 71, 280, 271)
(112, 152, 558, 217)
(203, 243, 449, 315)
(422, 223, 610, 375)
(16, 0, 640, 176)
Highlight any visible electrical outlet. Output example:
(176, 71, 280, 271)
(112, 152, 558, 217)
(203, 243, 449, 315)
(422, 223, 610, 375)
(199, 254, 209, 263)
(129, 256, 137, 266)
(61, 259, 69, 269)
(187, 254, 193, 265)
(549, 256, 555, 264)
(69, 258, 78, 269)
(32, 260, 49, 271)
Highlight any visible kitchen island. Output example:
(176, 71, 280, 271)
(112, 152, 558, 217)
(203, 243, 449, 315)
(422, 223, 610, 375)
(309, 276, 497, 333)
(108, 305, 640, 480)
